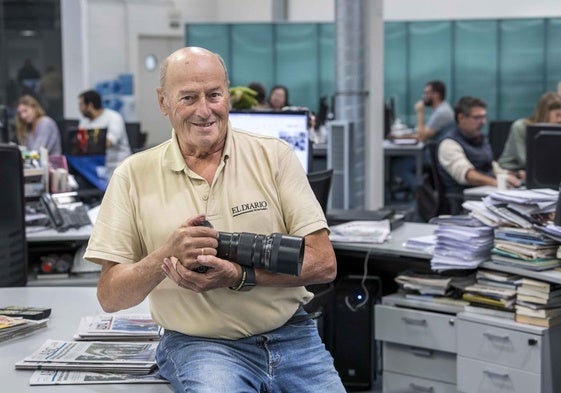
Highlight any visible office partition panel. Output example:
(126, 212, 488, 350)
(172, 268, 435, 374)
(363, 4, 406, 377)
(384, 23, 408, 124)
(499, 19, 546, 120)
(231, 24, 274, 89)
(454, 20, 499, 120)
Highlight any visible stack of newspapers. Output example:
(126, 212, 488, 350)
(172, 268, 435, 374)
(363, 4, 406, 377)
(15, 313, 167, 386)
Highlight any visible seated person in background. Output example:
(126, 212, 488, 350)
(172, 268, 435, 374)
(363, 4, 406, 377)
(498, 92, 561, 178)
(413, 80, 455, 143)
(84, 47, 344, 392)
(78, 89, 131, 173)
(392, 81, 456, 195)
(267, 84, 290, 110)
(247, 82, 269, 110)
(438, 96, 520, 214)
(15, 94, 62, 155)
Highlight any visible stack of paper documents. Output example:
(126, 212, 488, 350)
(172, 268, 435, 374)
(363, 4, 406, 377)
(515, 278, 561, 327)
(431, 224, 494, 271)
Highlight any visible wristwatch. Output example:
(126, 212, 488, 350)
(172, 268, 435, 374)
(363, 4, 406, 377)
(229, 266, 256, 291)
(239, 266, 256, 291)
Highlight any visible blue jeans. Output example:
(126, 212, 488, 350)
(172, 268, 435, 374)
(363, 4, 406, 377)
(156, 310, 345, 392)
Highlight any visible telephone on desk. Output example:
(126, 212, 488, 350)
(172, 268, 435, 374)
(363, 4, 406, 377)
(39, 192, 92, 232)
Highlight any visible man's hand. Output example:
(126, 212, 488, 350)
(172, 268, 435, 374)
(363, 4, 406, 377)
(162, 214, 219, 272)
(162, 255, 241, 293)
(414, 100, 425, 113)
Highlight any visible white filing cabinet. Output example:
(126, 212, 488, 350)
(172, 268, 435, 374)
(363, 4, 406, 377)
(457, 312, 561, 393)
(375, 294, 460, 393)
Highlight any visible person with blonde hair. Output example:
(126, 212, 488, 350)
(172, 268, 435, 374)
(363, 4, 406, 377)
(498, 92, 561, 176)
(15, 94, 61, 155)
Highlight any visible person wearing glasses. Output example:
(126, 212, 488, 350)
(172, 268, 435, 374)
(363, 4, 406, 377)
(437, 96, 520, 214)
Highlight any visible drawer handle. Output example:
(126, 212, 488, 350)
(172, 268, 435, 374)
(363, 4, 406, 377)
(410, 347, 433, 357)
(483, 370, 510, 380)
(409, 382, 434, 392)
(483, 332, 510, 341)
(401, 316, 427, 325)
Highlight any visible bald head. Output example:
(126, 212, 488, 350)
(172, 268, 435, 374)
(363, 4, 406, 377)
(159, 47, 229, 90)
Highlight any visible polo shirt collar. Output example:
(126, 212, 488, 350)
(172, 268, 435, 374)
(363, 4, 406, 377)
(163, 126, 233, 173)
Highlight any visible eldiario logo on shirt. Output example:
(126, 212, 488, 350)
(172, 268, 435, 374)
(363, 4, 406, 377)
(231, 201, 268, 217)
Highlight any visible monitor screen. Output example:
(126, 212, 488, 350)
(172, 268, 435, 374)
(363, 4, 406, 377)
(526, 123, 561, 189)
(65, 127, 107, 156)
(229, 110, 310, 173)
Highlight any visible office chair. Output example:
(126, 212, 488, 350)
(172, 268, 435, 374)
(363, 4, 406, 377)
(304, 168, 335, 345)
(306, 168, 333, 213)
(417, 141, 463, 221)
(0, 144, 28, 286)
(125, 122, 147, 153)
(488, 120, 513, 160)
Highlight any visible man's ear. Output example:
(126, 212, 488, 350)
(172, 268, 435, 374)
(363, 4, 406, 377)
(157, 88, 168, 116)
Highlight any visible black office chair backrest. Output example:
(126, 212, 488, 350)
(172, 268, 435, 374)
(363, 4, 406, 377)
(125, 122, 146, 152)
(307, 168, 333, 213)
(0, 143, 27, 286)
(489, 120, 513, 160)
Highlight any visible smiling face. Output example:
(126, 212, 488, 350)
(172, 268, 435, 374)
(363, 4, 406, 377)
(157, 48, 230, 156)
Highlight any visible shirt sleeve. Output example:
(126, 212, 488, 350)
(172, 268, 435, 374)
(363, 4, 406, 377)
(427, 106, 454, 134)
(438, 139, 473, 185)
(31, 117, 62, 155)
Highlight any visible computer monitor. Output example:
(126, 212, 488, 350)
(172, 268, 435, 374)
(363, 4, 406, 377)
(383, 97, 396, 138)
(229, 110, 310, 173)
(526, 123, 561, 189)
(65, 127, 107, 156)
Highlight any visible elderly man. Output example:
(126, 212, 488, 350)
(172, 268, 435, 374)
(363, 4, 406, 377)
(84, 47, 344, 392)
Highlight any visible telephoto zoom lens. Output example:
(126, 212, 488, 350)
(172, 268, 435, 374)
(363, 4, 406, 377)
(216, 232, 304, 276)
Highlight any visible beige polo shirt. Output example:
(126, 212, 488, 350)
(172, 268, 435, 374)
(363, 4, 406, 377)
(84, 124, 327, 339)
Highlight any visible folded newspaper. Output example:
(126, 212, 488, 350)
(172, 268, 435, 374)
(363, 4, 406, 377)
(29, 369, 168, 386)
(329, 220, 391, 243)
(73, 314, 161, 341)
(16, 339, 158, 374)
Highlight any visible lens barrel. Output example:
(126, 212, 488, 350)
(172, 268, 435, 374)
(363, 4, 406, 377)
(216, 231, 304, 276)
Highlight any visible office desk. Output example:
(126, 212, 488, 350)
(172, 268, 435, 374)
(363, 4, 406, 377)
(0, 287, 172, 392)
(26, 225, 93, 243)
(383, 140, 425, 188)
(332, 222, 434, 260)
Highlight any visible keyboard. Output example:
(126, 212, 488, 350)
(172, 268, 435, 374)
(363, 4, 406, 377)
(58, 204, 92, 229)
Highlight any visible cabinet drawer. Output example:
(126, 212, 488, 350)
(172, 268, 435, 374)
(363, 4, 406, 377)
(457, 319, 542, 372)
(384, 370, 456, 393)
(457, 356, 542, 393)
(384, 342, 456, 383)
(375, 304, 457, 352)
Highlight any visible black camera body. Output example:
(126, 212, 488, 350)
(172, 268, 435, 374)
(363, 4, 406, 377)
(200, 220, 304, 276)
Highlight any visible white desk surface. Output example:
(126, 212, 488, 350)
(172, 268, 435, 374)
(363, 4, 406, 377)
(26, 225, 93, 242)
(0, 287, 172, 392)
(332, 222, 435, 260)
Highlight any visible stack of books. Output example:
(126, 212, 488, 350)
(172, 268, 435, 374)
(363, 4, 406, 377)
(515, 278, 561, 327)
(0, 306, 51, 343)
(461, 270, 519, 320)
(491, 227, 561, 271)
(394, 271, 474, 308)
